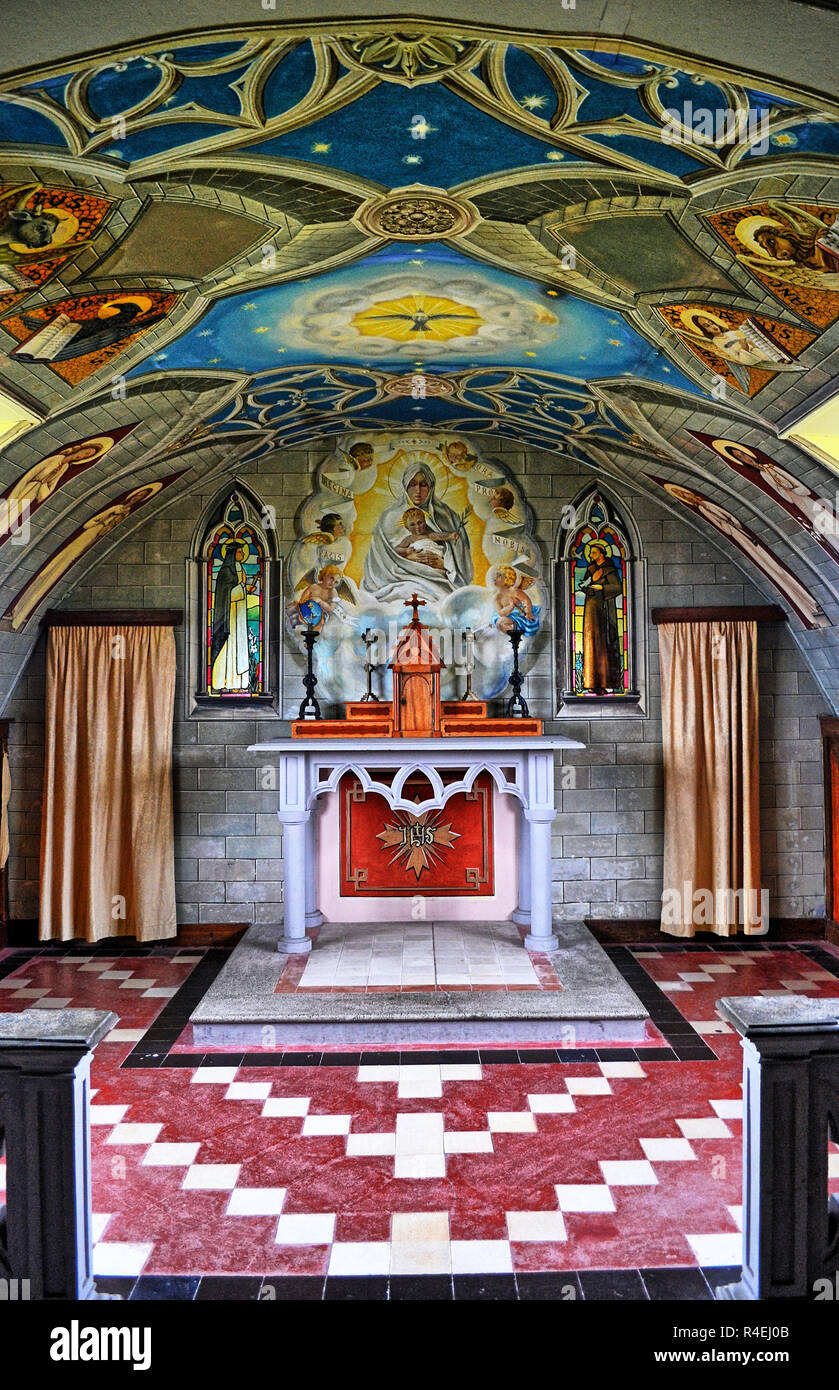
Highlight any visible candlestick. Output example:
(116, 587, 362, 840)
(505, 628, 530, 717)
(359, 627, 380, 702)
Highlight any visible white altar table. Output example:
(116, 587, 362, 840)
(248, 735, 584, 955)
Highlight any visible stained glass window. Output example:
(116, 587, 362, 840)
(567, 494, 632, 697)
(203, 498, 265, 697)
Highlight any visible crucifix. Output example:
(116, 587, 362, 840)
(404, 592, 426, 628)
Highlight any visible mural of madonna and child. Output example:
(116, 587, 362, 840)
(286, 434, 545, 704)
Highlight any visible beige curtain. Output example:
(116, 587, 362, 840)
(39, 625, 177, 942)
(659, 620, 764, 937)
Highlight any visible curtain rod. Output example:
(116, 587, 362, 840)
(651, 605, 786, 625)
(41, 609, 183, 628)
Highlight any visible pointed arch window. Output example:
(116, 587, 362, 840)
(557, 490, 647, 714)
(187, 487, 281, 716)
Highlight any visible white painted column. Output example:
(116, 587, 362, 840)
(511, 803, 531, 928)
(276, 751, 313, 955)
(523, 749, 558, 952)
(304, 807, 324, 930)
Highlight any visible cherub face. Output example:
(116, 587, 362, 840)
(407, 473, 430, 506)
(321, 572, 336, 591)
(332, 519, 346, 538)
(495, 570, 514, 589)
(406, 515, 426, 536)
(351, 445, 373, 468)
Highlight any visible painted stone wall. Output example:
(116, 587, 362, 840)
(6, 438, 829, 927)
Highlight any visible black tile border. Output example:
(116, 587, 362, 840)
(100, 1264, 737, 1302)
(5, 935, 835, 1070)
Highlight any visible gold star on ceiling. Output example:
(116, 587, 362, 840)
(520, 94, 548, 110)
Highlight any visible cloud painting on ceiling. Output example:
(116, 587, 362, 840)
(134, 245, 694, 389)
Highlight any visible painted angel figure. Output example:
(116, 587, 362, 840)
(293, 564, 355, 632)
(676, 307, 806, 392)
(491, 565, 541, 636)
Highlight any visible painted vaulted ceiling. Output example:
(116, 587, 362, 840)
(2, 11, 839, 706)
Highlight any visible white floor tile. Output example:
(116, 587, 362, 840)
(346, 1132, 396, 1156)
(329, 1242, 391, 1276)
(676, 1117, 733, 1140)
(182, 1164, 240, 1191)
(450, 1240, 513, 1274)
(275, 1212, 335, 1245)
(105, 1123, 163, 1146)
(599, 1159, 658, 1186)
(262, 1096, 310, 1117)
(141, 1143, 200, 1167)
(394, 1153, 447, 1179)
(527, 1093, 576, 1114)
(90, 1105, 129, 1126)
(357, 1066, 401, 1083)
(727, 1204, 743, 1230)
(487, 1111, 537, 1132)
(506, 1210, 567, 1242)
(91, 1213, 112, 1243)
(439, 1064, 482, 1082)
(190, 1066, 239, 1085)
(103, 1028, 144, 1043)
(443, 1131, 494, 1154)
(226, 1187, 287, 1216)
(690, 1020, 733, 1034)
(92, 1243, 154, 1277)
(301, 1114, 351, 1136)
(555, 1184, 616, 1213)
(710, 1098, 743, 1119)
(225, 1082, 272, 1101)
(640, 1137, 696, 1162)
(390, 1241, 451, 1274)
(686, 1232, 743, 1266)
(566, 1077, 612, 1096)
(599, 1062, 647, 1079)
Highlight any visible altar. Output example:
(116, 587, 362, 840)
(248, 733, 585, 955)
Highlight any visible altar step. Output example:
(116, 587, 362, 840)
(189, 920, 649, 1047)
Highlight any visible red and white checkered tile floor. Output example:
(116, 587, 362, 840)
(1, 939, 838, 1281)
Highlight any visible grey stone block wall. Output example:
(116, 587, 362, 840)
(5, 437, 830, 926)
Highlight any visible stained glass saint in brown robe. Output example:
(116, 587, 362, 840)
(581, 542, 622, 693)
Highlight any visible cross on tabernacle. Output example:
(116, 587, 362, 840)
(404, 592, 426, 626)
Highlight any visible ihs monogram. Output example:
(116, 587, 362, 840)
(376, 810, 460, 878)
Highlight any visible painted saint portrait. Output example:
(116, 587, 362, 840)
(0, 425, 136, 549)
(648, 475, 829, 630)
(2, 291, 177, 385)
(205, 524, 264, 696)
(687, 430, 839, 562)
(5, 471, 184, 632)
(656, 303, 815, 396)
(707, 200, 839, 328)
(286, 433, 545, 703)
(565, 497, 632, 697)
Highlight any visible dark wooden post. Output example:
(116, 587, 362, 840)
(0, 1007, 117, 1299)
(715, 994, 839, 1300)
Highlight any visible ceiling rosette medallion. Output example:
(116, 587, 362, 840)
(333, 31, 486, 84)
(353, 186, 482, 241)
